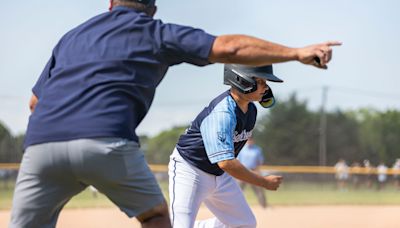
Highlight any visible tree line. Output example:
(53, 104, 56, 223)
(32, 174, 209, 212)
(253, 94, 400, 166)
(0, 122, 24, 163)
(142, 94, 400, 167)
(1, 94, 399, 167)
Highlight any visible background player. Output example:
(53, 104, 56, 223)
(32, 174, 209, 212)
(334, 158, 349, 191)
(169, 64, 283, 228)
(237, 137, 268, 208)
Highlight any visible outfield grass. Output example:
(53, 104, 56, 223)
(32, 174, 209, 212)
(1, 180, 399, 210)
(253, 182, 400, 205)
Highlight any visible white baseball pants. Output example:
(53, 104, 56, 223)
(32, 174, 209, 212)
(168, 148, 256, 228)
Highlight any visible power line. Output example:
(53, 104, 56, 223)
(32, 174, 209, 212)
(328, 86, 400, 101)
(0, 95, 24, 99)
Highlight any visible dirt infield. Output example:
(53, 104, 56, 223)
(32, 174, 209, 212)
(2, 206, 400, 228)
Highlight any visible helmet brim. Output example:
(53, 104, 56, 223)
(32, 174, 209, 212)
(237, 66, 284, 83)
(253, 72, 283, 83)
(227, 64, 284, 83)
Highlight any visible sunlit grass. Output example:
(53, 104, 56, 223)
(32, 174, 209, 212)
(1, 180, 399, 210)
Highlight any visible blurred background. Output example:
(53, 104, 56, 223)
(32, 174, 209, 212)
(1, 0, 400, 227)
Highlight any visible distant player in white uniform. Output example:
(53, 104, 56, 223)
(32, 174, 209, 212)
(334, 158, 349, 191)
(168, 64, 283, 228)
(377, 162, 388, 191)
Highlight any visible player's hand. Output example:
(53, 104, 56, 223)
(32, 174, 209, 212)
(296, 41, 342, 69)
(29, 94, 39, 113)
(263, 175, 283, 191)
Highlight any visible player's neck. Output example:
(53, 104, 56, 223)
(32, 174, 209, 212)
(230, 90, 249, 113)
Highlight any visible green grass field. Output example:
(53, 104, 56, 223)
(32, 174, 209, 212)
(1, 180, 400, 210)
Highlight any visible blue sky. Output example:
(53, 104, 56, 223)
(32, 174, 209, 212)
(1, 0, 399, 136)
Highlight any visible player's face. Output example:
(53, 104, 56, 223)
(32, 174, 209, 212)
(246, 78, 269, 101)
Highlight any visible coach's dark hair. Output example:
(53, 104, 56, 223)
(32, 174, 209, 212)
(112, 0, 156, 16)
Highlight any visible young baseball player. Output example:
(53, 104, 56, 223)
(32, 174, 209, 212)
(168, 64, 283, 228)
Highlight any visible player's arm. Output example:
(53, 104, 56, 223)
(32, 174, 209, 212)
(29, 94, 38, 113)
(209, 34, 341, 69)
(218, 158, 282, 191)
(200, 103, 281, 190)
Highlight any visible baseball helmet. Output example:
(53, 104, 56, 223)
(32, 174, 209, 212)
(129, 0, 156, 6)
(224, 64, 283, 108)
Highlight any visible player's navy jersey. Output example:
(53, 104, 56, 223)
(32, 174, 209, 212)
(176, 90, 257, 176)
(24, 6, 215, 148)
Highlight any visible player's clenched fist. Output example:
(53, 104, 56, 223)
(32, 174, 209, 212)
(263, 175, 283, 191)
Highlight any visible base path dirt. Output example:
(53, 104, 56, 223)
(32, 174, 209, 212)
(2, 206, 399, 228)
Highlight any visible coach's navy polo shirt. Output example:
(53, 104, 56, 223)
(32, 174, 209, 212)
(24, 6, 216, 148)
(176, 90, 257, 176)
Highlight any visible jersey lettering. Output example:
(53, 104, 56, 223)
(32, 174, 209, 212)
(233, 129, 252, 142)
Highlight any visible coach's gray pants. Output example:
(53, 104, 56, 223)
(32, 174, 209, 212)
(9, 138, 164, 228)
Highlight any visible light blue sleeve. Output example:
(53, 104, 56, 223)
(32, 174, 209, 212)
(200, 99, 237, 164)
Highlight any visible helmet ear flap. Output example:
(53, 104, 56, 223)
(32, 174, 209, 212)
(259, 88, 275, 108)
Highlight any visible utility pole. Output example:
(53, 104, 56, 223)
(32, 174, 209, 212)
(319, 86, 328, 166)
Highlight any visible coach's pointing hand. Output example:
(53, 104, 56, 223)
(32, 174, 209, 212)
(264, 175, 283, 191)
(296, 41, 342, 69)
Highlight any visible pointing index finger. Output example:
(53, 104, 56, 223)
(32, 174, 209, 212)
(325, 41, 342, 47)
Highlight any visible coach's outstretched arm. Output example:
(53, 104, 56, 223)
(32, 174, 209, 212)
(209, 35, 341, 69)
